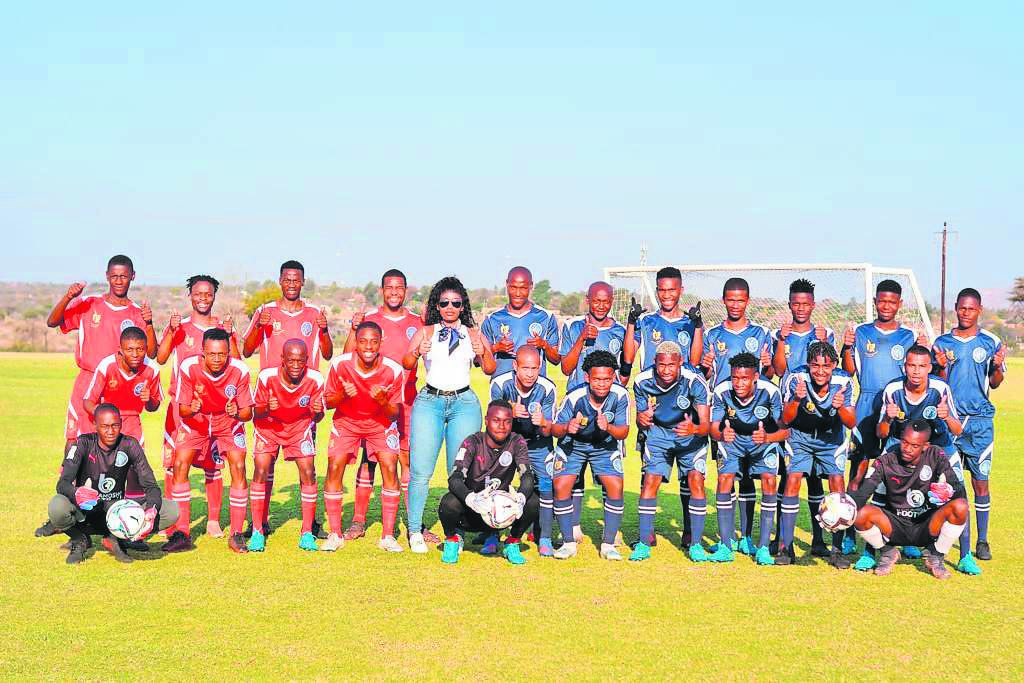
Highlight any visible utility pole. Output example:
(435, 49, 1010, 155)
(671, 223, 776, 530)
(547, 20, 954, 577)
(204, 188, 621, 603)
(940, 222, 947, 332)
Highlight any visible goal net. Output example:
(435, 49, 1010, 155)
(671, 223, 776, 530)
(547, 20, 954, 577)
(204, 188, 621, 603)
(604, 263, 935, 340)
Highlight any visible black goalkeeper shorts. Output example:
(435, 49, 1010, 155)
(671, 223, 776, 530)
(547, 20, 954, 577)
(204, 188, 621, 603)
(882, 508, 938, 547)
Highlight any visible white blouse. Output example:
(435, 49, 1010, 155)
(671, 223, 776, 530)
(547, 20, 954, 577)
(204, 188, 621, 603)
(423, 323, 475, 391)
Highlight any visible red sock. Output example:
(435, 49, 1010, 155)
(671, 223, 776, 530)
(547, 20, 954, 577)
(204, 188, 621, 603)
(300, 484, 318, 534)
(229, 485, 248, 536)
(324, 491, 343, 535)
(172, 482, 191, 535)
(164, 469, 173, 496)
(353, 473, 372, 525)
(400, 467, 411, 513)
(381, 488, 400, 538)
(249, 483, 267, 534)
(205, 470, 223, 524)
(263, 474, 274, 527)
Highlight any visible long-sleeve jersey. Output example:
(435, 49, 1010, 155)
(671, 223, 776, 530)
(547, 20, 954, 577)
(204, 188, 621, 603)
(57, 433, 161, 511)
(448, 432, 535, 502)
(849, 445, 965, 519)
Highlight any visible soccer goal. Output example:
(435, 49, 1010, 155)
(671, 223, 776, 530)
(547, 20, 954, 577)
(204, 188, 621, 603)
(603, 263, 935, 340)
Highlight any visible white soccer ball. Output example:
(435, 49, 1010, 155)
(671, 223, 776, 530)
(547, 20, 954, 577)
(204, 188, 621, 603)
(483, 490, 522, 530)
(105, 499, 147, 540)
(818, 492, 858, 532)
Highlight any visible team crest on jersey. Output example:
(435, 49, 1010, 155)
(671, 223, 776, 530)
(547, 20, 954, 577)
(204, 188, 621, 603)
(784, 343, 791, 356)
(301, 321, 314, 337)
(744, 337, 759, 353)
(608, 338, 622, 354)
(185, 335, 195, 348)
(272, 320, 283, 335)
(763, 449, 779, 469)
(906, 489, 925, 508)
(528, 322, 544, 337)
(108, 377, 119, 389)
(922, 405, 937, 420)
(865, 340, 877, 356)
(676, 394, 691, 410)
(890, 344, 905, 361)
(805, 400, 817, 413)
(651, 329, 663, 342)
(677, 331, 690, 347)
(298, 395, 311, 408)
(114, 450, 129, 467)
(133, 383, 144, 396)
(499, 324, 511, 337)
(91, 312, 102, 326)
(972, 347, 988, 363)
(754, 405, 770, 420)
(233, 433, 246, 449)
(727, 407, 737, 418)
(944, 348, 956, 362)
(406, 326, 417, 339)
(300, 440, 315, 456)
(716, 340, 727, 354)
(528, 401, 541, 415)
(498, 450, 513, 467)
(225, 384, 237, 399)
(119, 319, 134, 332)
(603, 411, 615, 424)
(176, 431, 187, 444)
(919, 464, 933, 481)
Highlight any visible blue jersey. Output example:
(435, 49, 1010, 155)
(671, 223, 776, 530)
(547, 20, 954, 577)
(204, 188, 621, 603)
(632, 311, 697, 372)
(481, 304, 560, 377)
(633, 365, 710, 450)
(783, 368, 854, 447)
(775, 326, 836, 385)
(559, 316, 626, 388)
(851, 323, 916, 397)
(933, 329, 1004, 417)
(489, 371, 557, 452)
(555, 383, 631, 451)
(711, 379, 784, 450)
(879, 376, 960, 450)
(703, 322, 773, 388)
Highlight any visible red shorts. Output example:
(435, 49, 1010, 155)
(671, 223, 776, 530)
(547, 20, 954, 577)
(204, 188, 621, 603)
(162, 403, 226, 470)
(253, 425, 317, 461)
(398, 403, 411, 453)
(119, 414, 144, 445)
(175, 421, 247, 461)
(65, 370, 94, 441)
(328, 420, 399, 463)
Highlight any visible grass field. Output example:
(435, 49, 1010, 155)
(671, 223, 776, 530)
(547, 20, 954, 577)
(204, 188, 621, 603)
(2, 353, 1023, 680)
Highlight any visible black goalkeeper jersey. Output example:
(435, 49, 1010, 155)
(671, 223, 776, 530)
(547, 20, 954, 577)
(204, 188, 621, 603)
(56, 433, 162, 512)
(850, 444, 964, 520)
(448, 432, 534, 502)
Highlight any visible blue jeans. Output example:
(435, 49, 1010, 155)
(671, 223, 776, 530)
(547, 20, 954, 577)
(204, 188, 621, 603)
(407, 388, 482, 533)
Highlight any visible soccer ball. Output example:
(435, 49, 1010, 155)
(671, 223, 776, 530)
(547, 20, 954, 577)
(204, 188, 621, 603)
(105, 499, 147, 540)
(817, 492, 857, 532)
(482, 490, 522, 530)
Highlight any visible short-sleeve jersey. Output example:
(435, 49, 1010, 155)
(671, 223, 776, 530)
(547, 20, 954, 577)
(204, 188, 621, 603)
(783, 368, 854, 446)
(712, 379, 784, 448)
(244, 300, 323, 370)
(85, 354, 163, 418)
(489, 371, 557, 452)
(60, 295, 147, 372)
(851, 323, 916, 397)
(632, 311, 697, 372)
(555, 383, 631, 451)
(326, 353, 404, 431)
(175, 356, 255, 437)
(776, 327, 837, 385)
(481, 304, 560, 376)
(253, 367, 326, 443)
(160, 316, 235, 395)
(559, 316, 626, 388)
(879, 377, 959, 449)
(703, 322, 773, 388)
(363, 307, 423, 404)
(633, 365, 710, 449)
(932, 329, 1004, 417)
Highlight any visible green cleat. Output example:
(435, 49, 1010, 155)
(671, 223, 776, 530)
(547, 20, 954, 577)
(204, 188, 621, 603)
(502, 542, 526, 565)
(441, 539, 461, 564)
(956, 553, 982, 576)
(629, 541, 651, 562)
(247, 530, 266, 553)
(903, 545, 922, 559)
(755, 546, 775, 566)
(708, 543, 735, 563)
(298, 532, 318, 552)
(736, 536, 755, 556)
(688, 544, 710, 563)
(854, 550, 877, 572)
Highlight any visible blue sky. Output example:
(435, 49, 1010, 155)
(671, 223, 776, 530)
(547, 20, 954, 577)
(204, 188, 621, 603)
(1, 4, 1020, 301)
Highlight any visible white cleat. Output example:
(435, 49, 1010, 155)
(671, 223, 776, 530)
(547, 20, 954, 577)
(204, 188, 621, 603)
(553, 541, 578, 560)
(206, 521, 224, 538)
(408, 532, 428, 554)
(320, 532, 345, 552)
(600, 543, 623, 561)
(378, 536, 404, 553)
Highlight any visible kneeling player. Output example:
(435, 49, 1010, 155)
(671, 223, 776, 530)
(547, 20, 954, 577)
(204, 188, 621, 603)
(550, 351, 631, 561)
(250, 339, 326, 552)
(439, 401, 537, 565)
(709, 353, 789, 565)
(631, 341, 711, 562)
(164, 329, 254, 554)
(324, 322, 405, 552)
(850, 419, 968, 579)
(780, 341, 855, 568)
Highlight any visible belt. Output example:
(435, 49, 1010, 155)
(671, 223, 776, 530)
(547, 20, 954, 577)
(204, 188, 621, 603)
(424, 384, 471, 397)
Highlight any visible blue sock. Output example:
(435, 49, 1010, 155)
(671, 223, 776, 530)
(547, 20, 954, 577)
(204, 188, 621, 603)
(554, 496, 574, 541)
(689, 497, 706, 546)
(679, 479, 692, 537)
(603, 497, 624, 545)
(975, 494, 990, 542)
(759, 494, 777, 548)
(780, 495, 800, 549)
(571, 489, 584, 528)
(959, 514, 971, 560)
(716, 492, 734, 547)
(637, 497, 657, 545)
(539, 492, 553, 540)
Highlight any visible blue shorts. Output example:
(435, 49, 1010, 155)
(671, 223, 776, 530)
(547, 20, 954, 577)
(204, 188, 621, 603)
(553, 442, 624, 480)
(717, 441, 782, 477)
(642, 438, 708, 481)
(852, 391, 883, 459)
(531, 447, 554, 493)
(787, 436, 847, 477)
(955, 415, 994, 481)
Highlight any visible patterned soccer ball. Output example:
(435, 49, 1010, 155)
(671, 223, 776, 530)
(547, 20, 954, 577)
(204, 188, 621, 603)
(817, 492, 857, 532)
(105, 499, 147, 540)
(483, 490, 521, 530)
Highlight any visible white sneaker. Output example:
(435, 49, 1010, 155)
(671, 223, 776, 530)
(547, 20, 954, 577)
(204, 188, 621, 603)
(600, 543, 623, 561)
(408, 532, 428, 554)
(206, 521, 224, 538)
(553, 541, 577, 560)
(321, 532, 345, 552)
(378, 536, 404, 553)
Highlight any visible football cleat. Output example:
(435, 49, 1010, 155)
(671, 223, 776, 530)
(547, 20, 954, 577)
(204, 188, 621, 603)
(407, 532, 428, 554)
(774, 546, 792, 566)
(829, 549, 852, 570)
(161, 530, 194, 553)
(103, 537, 134, 564)
(553, 541, 578, 560)
(320, 533, 345, 552)
(538, 538, 554, 557)
(298, 532, 319, 552)
(736, 536, 755, 556)
(841, 535, 856, 555)
(441, 539, 461, 564)
(65, 537, 91, 565)
(600, 543, 623, 561)
(311, 518, 328, 540)
(378, 536, 404, 553)
(629, 541, 651, 562)
(924, 550, 952, 580)
(343, 521, 366, 541)
(956, 553, 981, 576)
(975, 540, 992, 561)
(688, 544, 710, 563)
(502, 542, 526, 565)
(421, 528, 442, 545)
(472, 532, 490, 546)
(206, 520, 224, 539)
(228, 533, 249, 554)
(768, 538, 779, 556)
(903, 545, 922, 559)
(679, 532, 691, 549)
(853, 551, 877, 572)
(810, 542, 831, 558)
(480, 535, 500, 556)
(708, 543, 735, 563)
(35, 520, 59, 538)
(873, 547, 900, 576)
(526, 531, 536, 543)
(247, 530, 266, 552)
(755, 546, 775, 566)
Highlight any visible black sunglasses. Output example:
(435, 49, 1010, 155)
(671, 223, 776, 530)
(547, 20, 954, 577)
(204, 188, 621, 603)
(438, 300, 463, 309)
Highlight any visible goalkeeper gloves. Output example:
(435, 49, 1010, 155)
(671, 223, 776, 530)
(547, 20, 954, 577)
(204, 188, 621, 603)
(927, 482, 955, 506)
(465, 491, 488, 516)
(135, 507, 158, 540)
(75, 478, 99, 511)
(626, 296, 646, 326)
(686, 301, 703, 328)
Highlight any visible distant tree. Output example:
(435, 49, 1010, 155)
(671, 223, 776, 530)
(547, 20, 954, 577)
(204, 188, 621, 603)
(362, 282, 380, 306)
(244, 285, 280, 317)
(533, 279, 553, 307)
(1009, 277, 1024, 322)
(559, 293, 582, 316)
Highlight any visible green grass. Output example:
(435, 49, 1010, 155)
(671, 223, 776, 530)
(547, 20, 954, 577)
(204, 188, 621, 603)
(2, 353, 1023, 680)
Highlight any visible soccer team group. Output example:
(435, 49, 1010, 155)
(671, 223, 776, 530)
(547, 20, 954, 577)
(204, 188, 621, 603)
(38, 255, 1006, 578)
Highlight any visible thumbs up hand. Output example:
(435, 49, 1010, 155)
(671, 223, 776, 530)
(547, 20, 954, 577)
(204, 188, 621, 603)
(674, 414, 695, 438)
(936, 394, 949, 420)
(169, 309, 181, 331)
(268, 386, 280, 412)
(752, 421, 767, 445)
(75, 478, 100, 510)
(317, 306, 329, 331)
(794, 376, 808, 399)
(722, 419, 736, 443)
(225, 397, 238, 419)
(568, 412, 584, 435)
(843, 324, 855, 347)
(831, 386, 847, 409)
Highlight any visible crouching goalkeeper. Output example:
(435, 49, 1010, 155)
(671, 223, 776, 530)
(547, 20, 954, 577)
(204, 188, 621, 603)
(438, 400, 539, 565)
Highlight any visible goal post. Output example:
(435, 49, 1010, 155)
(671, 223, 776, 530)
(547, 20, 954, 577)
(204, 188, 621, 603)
(603, 263, 935, 341)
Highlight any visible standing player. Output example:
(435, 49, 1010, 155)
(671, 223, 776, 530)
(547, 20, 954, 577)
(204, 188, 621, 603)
(490, 346, 557, 555)
(480, 266, 560, 377)
(243, 260, 332, 537)
(779, 341, 855, 568)
(630, 342, 711, 562)
(155, 274, 239, 538)
(771, 279, 836, 385)
(164, 328, 254, 554)
(341, 269, 430, 543)
(932, 288, 1006, 564)
(709, 353, 788, 566)
(549, 351, 631, 561)
(323, 322, 405, 552)
(622, 266, 703, 375)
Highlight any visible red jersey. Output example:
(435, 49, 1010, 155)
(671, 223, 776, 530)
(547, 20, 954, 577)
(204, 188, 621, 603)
(175, 356, 255, 436)
(253, 367, 325, 443)
(326, 353, 404, 431)
(244, 300, 324, 370)
(60, 295, 148, 372)
(159, 316, 236, 394)
(85, 354, 163, 418)
(364, 307, 423, 403)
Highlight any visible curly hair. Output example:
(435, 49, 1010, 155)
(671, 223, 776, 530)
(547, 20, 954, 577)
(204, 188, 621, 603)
(582, 349, 619, 373)
(186, 274, 220, 293)
(424, 276, 476, 327)
(728, 351, 758, 370)
(806, 340, 838, 365)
